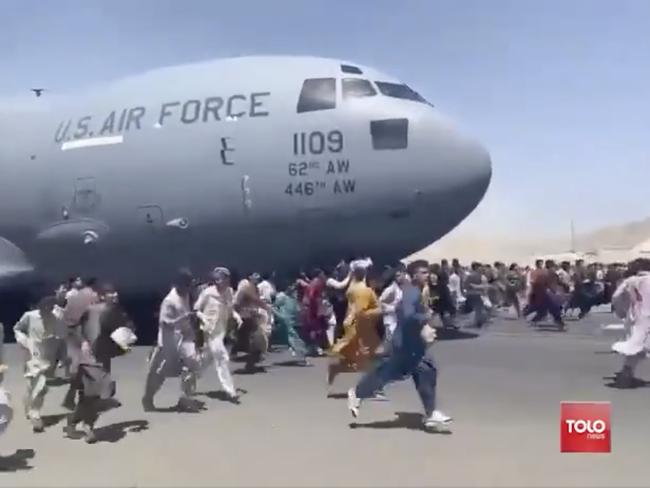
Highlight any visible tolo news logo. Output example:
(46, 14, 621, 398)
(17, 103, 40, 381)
(560, 401, 611, 453)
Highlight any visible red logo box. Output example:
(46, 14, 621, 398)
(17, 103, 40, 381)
(560, 402, 611, 453)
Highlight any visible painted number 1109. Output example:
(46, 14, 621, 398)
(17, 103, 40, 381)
(293, 130, 343, 155)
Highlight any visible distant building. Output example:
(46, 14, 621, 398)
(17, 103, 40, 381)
(631, 238, 650, 257)
(531, 238, 650, 265)
(589, 247, 632, 264)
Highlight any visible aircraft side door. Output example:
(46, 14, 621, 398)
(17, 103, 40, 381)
(71, 176, 101, 218)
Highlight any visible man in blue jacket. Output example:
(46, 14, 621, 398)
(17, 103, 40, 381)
(347, 260, 452, 432)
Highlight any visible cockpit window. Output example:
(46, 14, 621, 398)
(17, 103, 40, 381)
(342, 78, 377, 99)
(341, 64, 363, 74)
(375, 82, 429, 104)
(371, 118, 409, 150)
(297, 78, 337, 113)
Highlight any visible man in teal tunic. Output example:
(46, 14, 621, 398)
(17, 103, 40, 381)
(272, 283, 310, 366)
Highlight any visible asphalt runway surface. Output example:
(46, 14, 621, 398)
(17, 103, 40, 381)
(1, 308, 648, 487)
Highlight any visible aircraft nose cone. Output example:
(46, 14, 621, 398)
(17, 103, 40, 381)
(367, 126, 493, 263)
(414, 125, 492, 236)
(427, 129, 492, 214)
(463, 141, 492, 207)
(414, 113, 491, 204)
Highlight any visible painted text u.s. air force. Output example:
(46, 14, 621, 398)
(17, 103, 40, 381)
(53, 92, 271, 143)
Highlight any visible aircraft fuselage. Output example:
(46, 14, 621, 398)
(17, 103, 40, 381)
(0, 56, 491, 293)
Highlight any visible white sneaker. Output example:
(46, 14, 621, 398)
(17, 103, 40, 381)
(424, 410, 452, 431)
(347, 388, 360, 418)
(370, 391, 389, 402)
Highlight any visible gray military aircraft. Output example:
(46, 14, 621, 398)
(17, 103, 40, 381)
(0, 56, 491, 294)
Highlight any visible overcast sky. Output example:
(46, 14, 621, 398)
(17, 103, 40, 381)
(2, 0, 648, 239)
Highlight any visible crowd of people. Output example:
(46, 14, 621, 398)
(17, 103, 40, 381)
(435, 258, 628, 330)
(0, 255, 648, 446)
(1, 279, 135, 442)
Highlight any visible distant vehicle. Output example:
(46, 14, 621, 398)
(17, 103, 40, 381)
(0, 56, 491, 294)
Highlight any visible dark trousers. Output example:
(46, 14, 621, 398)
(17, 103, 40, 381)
(63, 382, 77, 409)
(45, 338, 67, 378)
(233, 318, 266, 369)
(526, 292, 563, 324)
(467, 294, 488, 327)
(435, 291, 456, 327)
(505, 288, 521, 317)
(355, 351, 438, 416)
(71, 390, 101, 427)
(569, 288, 594, 317)
(332, 299, 347, 341)
(71, 359, 113, 428)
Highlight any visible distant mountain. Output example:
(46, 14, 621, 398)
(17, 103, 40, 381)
(407, 217, 650, 265)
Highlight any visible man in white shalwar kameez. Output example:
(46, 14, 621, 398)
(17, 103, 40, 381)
(48, 286, 69, 380)
(448, 269, 464, 311)
(0, 324, 8, 381)
(14, 296, 63, 432)
(143, 269, 202, 412)
(194, 267, 240, 402)
(257, 274, 277, 346)
(611, 259, 650, 388)
(0, 322, 9, 385)
(0, 324, 13, 438)
(257, 274, 276, 305)
(379, 267, 407, 349)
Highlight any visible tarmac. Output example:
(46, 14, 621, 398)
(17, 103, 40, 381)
(1, 307, 648, 487)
